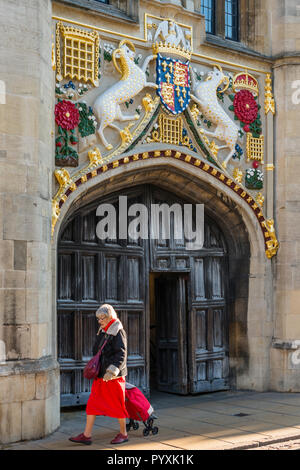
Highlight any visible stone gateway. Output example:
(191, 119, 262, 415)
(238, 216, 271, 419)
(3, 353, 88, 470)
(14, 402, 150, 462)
(0, 0, 299, 444)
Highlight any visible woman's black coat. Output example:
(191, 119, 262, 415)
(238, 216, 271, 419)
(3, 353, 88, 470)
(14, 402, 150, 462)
(92, 319, 127, 379)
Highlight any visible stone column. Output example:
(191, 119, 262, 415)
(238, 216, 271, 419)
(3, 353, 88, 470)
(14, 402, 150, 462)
(0, 0, 59, 443)
(270, 0, 300, 391)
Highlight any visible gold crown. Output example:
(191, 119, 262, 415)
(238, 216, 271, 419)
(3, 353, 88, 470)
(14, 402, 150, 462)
(152, 42, 192, 61)
(232, 71, 259, 96)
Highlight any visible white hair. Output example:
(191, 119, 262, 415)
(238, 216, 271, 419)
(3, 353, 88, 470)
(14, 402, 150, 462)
(96, 304, 118, 320)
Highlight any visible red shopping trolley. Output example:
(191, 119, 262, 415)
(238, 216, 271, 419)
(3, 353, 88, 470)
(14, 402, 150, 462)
(125, 383, 159, 436)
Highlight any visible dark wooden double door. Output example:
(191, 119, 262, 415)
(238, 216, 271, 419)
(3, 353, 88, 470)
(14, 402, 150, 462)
(57, 185, 229, 406)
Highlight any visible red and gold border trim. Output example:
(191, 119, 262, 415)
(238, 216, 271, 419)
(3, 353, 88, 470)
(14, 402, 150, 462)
(53, 150, 278, 258)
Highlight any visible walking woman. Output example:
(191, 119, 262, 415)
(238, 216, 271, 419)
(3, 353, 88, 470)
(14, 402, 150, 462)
(69, 304, 129, 445)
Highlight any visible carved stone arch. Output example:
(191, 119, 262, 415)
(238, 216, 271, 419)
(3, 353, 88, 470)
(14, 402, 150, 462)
(53, 152, 272, 401)
(54, 150, 268, 257)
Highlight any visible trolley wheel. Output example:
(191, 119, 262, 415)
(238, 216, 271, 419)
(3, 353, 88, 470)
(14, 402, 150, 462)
(152, 427, 159, 435)
(126, 423, 131, 432)
(143, 428, 150, 437)
(133, 422, 139, 431)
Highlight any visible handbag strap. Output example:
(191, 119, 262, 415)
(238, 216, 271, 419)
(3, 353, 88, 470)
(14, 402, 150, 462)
(97, 338, 108, 356)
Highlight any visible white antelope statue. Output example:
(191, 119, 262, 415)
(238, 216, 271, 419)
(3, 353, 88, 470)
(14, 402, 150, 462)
(191, 65, 239, 169)
(93, 40, 157, 150)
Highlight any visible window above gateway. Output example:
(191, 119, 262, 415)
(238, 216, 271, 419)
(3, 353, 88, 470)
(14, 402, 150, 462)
(198, 0, 240, 42)
(225, 0, 239, 41)
(200, 0, 215, 35)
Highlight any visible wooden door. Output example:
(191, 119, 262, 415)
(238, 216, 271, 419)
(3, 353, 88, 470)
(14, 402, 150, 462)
(57, 188, 148, 406)
(155, 275, 188, 394)
(149, 186, 229, 394)
(57, 184, 229, 405)
(188, 227, 229, 393)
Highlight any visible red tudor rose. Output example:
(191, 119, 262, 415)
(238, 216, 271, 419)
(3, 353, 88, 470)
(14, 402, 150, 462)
(55, 100, 80, 130)
(233, 90, 258, 125)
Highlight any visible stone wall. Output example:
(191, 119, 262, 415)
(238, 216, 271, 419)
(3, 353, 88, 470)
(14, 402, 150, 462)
(0, 0, 59, 444)
(270, 0, 300, 391)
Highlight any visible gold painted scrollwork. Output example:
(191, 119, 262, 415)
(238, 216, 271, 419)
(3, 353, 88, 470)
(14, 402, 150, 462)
(52, 200, 60, 237)
(120, 123, 134, 146)
(233, 168, 243, 184)
(190, 103, 200, 121)
(52, 41, 56, 71)
(264, 74, 275, 115)
(256, 192, 265, 207)
(263, 219, 279, 259)
(54, 168, 76, 191)
(142, 93, 156, 113)
(88, 147, 103, 168)
(52, 168, 77, 237)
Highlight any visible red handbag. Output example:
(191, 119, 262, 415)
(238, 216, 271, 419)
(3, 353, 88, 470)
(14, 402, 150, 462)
(83, 339, 108, 380)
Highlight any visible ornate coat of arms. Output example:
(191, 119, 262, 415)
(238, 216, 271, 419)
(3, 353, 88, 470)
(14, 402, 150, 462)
(156, 54, 190, 115)
(52, 15, 278, 259)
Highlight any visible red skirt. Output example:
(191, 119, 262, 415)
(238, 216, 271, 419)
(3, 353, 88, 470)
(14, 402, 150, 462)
(86, 377, 129, 419)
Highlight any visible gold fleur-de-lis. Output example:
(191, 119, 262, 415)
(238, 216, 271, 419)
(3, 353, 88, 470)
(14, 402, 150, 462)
(165, 72, 171, 83)
(162, 61, 168, 72)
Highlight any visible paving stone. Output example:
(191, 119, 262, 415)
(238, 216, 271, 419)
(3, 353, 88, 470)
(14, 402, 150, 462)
(160, 434, 231, 450)
(195, 413, 258, 427)
(225, 419, 289, 437)
(217, 399, 300, 416)
(8, 391, 300, 450)
(5, 442, 46, 450)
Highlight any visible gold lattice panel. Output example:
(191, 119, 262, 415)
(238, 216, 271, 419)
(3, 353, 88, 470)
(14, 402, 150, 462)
(56, 22, 99, 86)
(159, 114, 183, 145)
(247, 133, 264, 163)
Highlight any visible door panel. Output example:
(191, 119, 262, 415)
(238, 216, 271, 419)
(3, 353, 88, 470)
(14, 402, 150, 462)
(189, 306, 229, 393)
(127, 311, 143, 355)
(105, 256, 119, 301)
(81, 254, 98, 301)
(127, 257, 141, 302)
(57, 310, 75, 359)
(155, 276, 188, 394)
(58, 254, 74, 300)
(209, 258, 224, 299)
(194, 259, 206, 301)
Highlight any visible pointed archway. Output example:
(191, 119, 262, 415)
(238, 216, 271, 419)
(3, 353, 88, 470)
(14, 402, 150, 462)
(53, 159, 259, 405)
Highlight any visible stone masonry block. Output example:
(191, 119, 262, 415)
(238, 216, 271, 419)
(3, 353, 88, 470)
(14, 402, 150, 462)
(0, 402, 22, 444)
(2, 288, 26, 325)
(25, 286, 51, 324)
(14, 241, 27, 271)
(285, 314, 300, 338)
(3, 271, 26, 289)
(45, 393, 60, 436)
(0, 240, 14, 270)
(0, 94, 39, 138)
(35, 368, 59, 400)
(21, 399, 46, 441)
(0, 374, 35, 404)
(0, 162, 27, 194)
(30, 323, 49, 359)
(3, 324, 31, 360)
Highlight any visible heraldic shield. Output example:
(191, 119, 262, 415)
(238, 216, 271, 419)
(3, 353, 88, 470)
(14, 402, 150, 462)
(156, 53, 191, 115)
